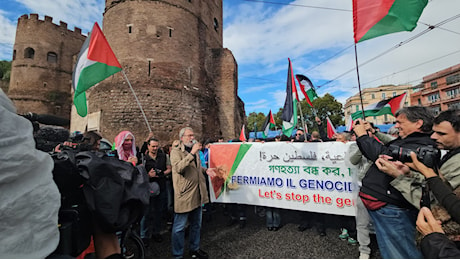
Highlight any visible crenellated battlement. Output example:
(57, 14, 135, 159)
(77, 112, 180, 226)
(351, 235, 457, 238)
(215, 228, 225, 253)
(17, 13, 85, 36)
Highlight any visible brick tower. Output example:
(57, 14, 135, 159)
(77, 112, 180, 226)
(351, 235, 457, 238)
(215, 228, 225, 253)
(80, 0, 245, 143)
(9, 14, 85, 118)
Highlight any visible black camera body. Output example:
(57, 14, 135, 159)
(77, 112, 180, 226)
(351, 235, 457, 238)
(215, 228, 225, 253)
(386, 144, 440, 168)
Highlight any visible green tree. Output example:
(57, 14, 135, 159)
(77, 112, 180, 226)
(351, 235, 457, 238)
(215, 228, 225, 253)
(0, 60, 11, 81)
(0, 60, 11, 93)
(247, 93, 344, 136)
(299, 93, 344, 132)
(247, 112, 265, 132)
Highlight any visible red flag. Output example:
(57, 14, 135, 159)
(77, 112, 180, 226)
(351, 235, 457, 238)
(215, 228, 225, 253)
(239, 125, 246, 141)
(326, 117, 337, 139)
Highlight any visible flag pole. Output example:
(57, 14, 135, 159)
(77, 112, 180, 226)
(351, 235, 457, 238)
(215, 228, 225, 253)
(121, 70, 152, 132)
(296, 100, 307, 140)
(354, 43, 366, 119)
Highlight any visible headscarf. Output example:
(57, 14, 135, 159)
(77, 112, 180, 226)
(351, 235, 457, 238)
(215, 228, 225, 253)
(115, 130, 136, 161)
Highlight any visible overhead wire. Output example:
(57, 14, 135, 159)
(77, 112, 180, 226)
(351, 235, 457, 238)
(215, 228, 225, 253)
(361, 49, 460, 87)
(242, 0, 351, 12)
(317, 13, 460, 89)
(238, 1, 460, 93)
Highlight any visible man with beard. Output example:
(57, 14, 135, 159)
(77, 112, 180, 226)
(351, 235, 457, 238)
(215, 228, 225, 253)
(353, 106, 438, 259)
(170, 127, 216, 259)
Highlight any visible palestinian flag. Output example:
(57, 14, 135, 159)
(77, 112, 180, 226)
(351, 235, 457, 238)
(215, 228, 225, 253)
(295, 74, 318, 107)
(262, 110, 275, 138)
(326, 117, 337, 139)
(239, 125, 247, 141)
(208, 143, 252, 199)
(281, 58, 299, 137)
(72, 22, 122, 117)
(353, 0, 428, 43)
(352, 92, 407, 120)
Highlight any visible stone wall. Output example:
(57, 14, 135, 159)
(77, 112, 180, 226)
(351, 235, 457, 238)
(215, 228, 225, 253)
(86, 0, 244, 144)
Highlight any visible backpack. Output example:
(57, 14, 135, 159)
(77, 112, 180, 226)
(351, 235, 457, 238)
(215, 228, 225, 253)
(75, 151, 150, 233)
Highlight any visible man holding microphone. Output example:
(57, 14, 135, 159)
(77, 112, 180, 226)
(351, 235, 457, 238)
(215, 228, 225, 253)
(170, 127, 216, 259)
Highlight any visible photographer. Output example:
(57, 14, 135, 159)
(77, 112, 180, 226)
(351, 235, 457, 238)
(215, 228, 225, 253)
(140, 137, 171, 246)
(353, 106, 438, 259)
(376, 109, 460, 258)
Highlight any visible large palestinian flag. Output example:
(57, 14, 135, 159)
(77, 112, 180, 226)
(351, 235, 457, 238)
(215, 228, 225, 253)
(353, 0, 428, 43)
(352, 92, 407, 120)
(72, 22, 122, 117)
(208, 143, 252, 199)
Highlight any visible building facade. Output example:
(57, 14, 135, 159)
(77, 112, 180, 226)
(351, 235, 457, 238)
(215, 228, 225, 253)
(410, 63, 460, 115)
(344, 84, 414, 125)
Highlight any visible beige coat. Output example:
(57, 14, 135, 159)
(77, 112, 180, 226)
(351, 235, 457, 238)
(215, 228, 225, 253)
(170, 142, 209, 213)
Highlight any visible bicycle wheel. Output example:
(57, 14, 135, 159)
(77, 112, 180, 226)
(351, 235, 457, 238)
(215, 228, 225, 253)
(122, 230, 145, 259)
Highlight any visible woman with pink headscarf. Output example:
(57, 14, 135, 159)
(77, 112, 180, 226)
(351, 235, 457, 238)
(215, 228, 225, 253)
(115, 131, 138, 165)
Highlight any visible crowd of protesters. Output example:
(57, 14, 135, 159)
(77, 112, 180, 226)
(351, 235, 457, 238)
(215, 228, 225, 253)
(2, 85, 459, 260)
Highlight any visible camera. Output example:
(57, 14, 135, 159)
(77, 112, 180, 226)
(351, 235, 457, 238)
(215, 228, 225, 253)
(385, 144, 440, 168)
(155, 168, 164, 177)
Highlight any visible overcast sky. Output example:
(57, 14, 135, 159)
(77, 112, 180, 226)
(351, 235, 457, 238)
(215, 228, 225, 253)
(2, 0, 460, 115)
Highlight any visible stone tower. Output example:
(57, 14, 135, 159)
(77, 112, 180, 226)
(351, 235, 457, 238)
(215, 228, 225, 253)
(80, 0, 245, 144)
(9, 14, 85, 118)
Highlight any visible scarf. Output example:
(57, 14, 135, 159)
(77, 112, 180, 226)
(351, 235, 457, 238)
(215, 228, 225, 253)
(115, 131, 136, 162)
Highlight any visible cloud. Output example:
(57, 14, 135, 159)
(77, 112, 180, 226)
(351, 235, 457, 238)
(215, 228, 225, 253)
(225, 0, 460, 115)
(15, 0, 104, 34)
(0, 10, 18, 60)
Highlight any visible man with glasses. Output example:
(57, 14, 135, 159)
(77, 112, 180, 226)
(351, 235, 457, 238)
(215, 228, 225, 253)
(294, 128, 306, 142)
(170, 127, 216, 259)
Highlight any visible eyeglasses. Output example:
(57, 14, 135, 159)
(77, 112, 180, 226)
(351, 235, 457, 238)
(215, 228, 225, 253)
(296, 133, 303, 136)
(183, 134, 194, 137)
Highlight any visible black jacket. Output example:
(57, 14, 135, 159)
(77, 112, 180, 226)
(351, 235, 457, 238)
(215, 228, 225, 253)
(420, 232, 460, 258)
(357, 132, 437, 208)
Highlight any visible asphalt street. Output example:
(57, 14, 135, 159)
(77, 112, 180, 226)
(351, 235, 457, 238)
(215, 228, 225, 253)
(144, 205, 381, 259)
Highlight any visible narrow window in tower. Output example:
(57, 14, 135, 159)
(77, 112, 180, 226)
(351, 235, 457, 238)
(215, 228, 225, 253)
(148, 60, 151, 77)
(213, 18, 219, 31)
(13, 50, 16, 60)
(169, 28, 172, 37)
(24, 47, 34, 59)
(47, 52, 58, 63)
(128, 25, 132, 34)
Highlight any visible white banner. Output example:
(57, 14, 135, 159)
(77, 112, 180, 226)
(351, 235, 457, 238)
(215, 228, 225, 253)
(208, 142, 359, 216)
